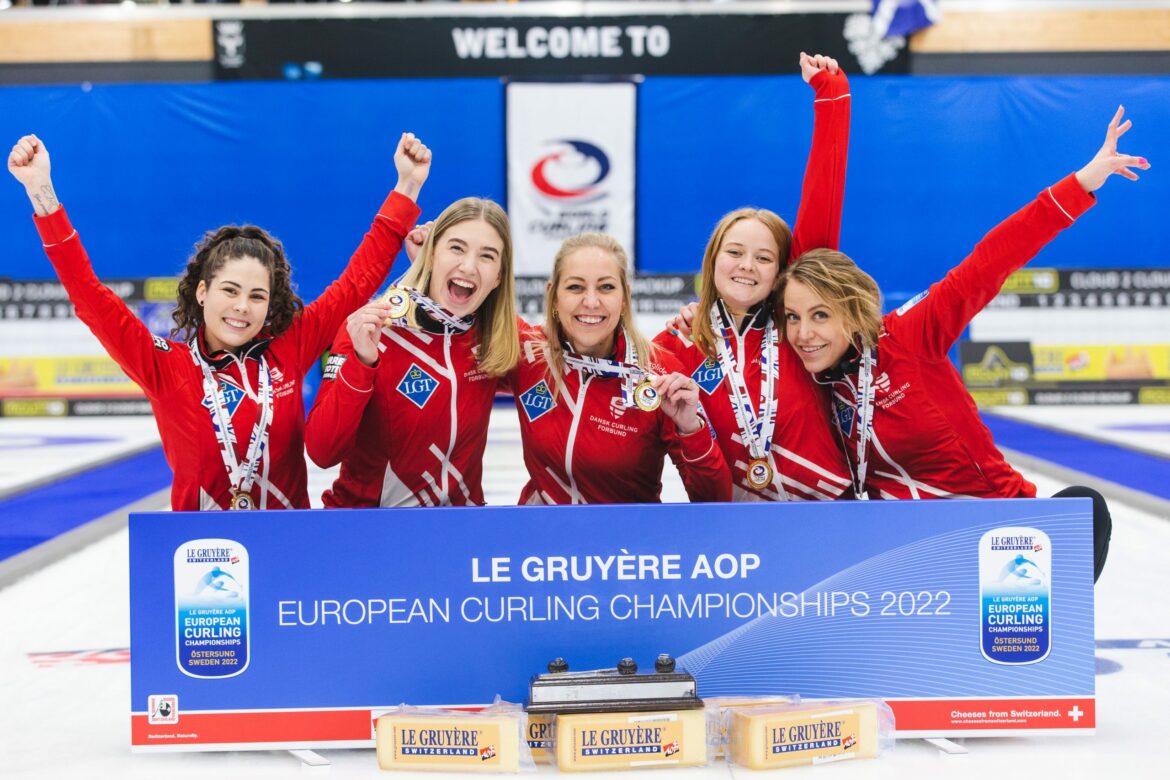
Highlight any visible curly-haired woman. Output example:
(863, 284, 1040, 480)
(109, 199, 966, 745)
(8, 132, 431, 510)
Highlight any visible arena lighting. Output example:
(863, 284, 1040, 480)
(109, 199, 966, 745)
(0, 0, 12, 11)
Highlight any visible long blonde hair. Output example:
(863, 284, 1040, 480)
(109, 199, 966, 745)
(692, 208, 793, 357)
(778, 248, 883, 349)
(400, 198, 519, 376)
(542, 233, 652, 392)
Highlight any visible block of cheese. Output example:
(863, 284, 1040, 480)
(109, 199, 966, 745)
(376, 711, 521, 772)
(703, 696, 799, 758)
(555, 709, 706, 772)
(729, 700, 880, 769)
(525, 712, 556, 764)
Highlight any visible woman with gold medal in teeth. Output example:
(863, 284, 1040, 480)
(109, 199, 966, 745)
(508, 233, 731, 505)
(656, 52, 854, 502)
(304, 194, 521, 507)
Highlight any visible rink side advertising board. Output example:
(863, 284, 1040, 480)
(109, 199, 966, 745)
(129, 499, 1095, 751)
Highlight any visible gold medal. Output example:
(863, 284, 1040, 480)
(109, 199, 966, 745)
(382, 286, 414, 322)
(746, 458, 774, 490)
(229, 489, 255, 511)
(633, 379, 661, 412)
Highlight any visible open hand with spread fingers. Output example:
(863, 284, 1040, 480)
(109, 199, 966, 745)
(1075, 106, 1150, 193)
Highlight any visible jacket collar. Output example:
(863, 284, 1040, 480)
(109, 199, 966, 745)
(194, 326, 273, 370)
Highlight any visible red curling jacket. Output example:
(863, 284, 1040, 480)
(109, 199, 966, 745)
(815, 174, 1095, 499)
(512, 326, 732, 505)
(305, 314, 518, 507)
(33, 192, 419, 510)
(654, 67, 853, 501)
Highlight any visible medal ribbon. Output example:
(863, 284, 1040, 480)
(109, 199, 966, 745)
(191, 344, 273, 507)
(834, 346, 876, 500)
(562, 327, 653, 409)
(711, 302, 780, 470)
(385, 283, 474, 333)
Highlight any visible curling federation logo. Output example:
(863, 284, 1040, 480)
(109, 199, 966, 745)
(531, 139, 610, 204)
(397, 363, 440, 409)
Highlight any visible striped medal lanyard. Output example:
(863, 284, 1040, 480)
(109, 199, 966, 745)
(380, 283, 474, 333)
(563, 327, 658, 411)
(192, 346, 273, 510)
(711, 302, 780, 492)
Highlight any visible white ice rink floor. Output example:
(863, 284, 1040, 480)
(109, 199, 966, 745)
(1, 405, 1168, 779)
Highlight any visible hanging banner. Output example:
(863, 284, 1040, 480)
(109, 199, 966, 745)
(130, 498, 1095, 752)
(507, 82, 636, 275)
(211, 13, 907, 81)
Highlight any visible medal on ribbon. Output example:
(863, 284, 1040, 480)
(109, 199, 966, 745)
(711, 302, 781, 493)
(229, 490, 255, 511)
(633, 378, 661, 411)
(380, 283, 474, 333)
(192, 343, 273, 511)
(746, 458, 774, 490)
(381, 285, 414, 321)
(563, 327, 656, 411)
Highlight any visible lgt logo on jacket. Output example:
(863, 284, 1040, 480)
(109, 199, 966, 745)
(691, 357, 724, 395)
(519, 380, 557, 422)
(396, 363, 440, 409)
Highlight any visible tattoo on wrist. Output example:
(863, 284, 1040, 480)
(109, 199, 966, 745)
(31, 184, 58, 216)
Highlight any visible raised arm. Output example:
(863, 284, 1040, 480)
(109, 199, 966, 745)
(290, 133, 430, 372)
(8, 135, 171, 395)
(790, 52, 851, 261)
(896, 106, 1149, 357)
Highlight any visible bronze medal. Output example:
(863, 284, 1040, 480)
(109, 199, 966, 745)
(382, 286, 414, 321)
(633, 379, 661, 412)
(746, 458, 774, 490)
(229, 489, 255, 511)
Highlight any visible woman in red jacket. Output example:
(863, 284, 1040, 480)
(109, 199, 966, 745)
(304, 197, 520, 507)
(513, 233, 731, 505)
(7, 132, 430, 511)
(654, 53, 853, 503)
(779, 108, 1149, 581)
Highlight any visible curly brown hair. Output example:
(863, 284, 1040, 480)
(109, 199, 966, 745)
(171, 225, 304, 343)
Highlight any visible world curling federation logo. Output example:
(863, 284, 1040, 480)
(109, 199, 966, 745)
(531, 139, 610, 204)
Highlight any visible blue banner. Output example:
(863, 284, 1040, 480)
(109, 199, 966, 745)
(129, 498, 1095, 749)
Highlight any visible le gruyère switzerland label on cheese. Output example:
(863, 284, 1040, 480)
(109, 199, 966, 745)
(392, 721, 503, 766)
(572, 714, 685, 766)
(759, 709, 860, 765)
(526, 712, 555, 762)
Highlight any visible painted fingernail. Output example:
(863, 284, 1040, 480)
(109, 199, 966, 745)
(1140, 158, 1149, 166)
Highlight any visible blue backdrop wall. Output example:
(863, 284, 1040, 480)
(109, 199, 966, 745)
(1, 75, 1165, 306)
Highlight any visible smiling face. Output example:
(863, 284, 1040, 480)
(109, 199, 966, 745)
(712, 217, 781, 314)
(554, 246, 625, 358)
(426, 218, 504, 318)
(783, 279, 853, 373)
(196, 256, 271, 353)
